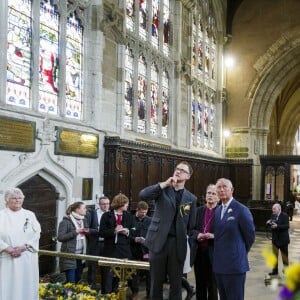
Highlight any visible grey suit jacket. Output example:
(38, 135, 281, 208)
(139, 183, 197, 263)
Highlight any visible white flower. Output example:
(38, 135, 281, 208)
(227, 208, 233, 213)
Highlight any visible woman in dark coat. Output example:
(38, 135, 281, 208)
(99, 193, 135, 294)
(57, 201, 89, 283)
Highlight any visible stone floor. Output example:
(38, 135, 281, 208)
(133, 212, 300, 300)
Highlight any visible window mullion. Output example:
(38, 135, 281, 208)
(57, 5, 67, 118)
(31, 1, 40, 112)
(0, 1, 8, 104)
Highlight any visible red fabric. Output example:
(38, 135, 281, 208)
(116, 214, 122, 225)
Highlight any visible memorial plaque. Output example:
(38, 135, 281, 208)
(0, 117, 35, 152)
(55, 127, 99, 158)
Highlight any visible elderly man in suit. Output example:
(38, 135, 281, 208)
(213, 178, 255, 300)
(139, 161, 197, 300)
(266, 203, 290, 276)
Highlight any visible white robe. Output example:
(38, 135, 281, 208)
(0, 208, 41, 300)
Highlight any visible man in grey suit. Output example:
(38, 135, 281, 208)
(139, 161, 197, 300)
(213, 178, 255, 300)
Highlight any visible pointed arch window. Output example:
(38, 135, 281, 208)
(6, 0, 84, 119)
(124, 0, 172, 139)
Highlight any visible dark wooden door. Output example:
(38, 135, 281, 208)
(19, 175, 57, 275)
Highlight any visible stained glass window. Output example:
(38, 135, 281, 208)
(6, 0, 84, 119)
(124, 0, 172, 138)
(191, 1, 217, 150)
(65, 14, 83, 119)
(124, 46, 134, 130)
(161, 70, 169, 138)
(126, 0, 135, 31)
(137, 55, 147, 134)
(150, 63, 159, 135)
(39, 0, 59, 114)
(6, 0, 32, 107)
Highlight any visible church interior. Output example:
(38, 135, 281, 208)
(1, 0, 300, 276)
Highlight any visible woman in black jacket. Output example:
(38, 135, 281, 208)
(99, 193, 135, 294)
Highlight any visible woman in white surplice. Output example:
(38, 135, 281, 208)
(0, 187, 41, 300)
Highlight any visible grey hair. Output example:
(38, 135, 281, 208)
(4, 188, 25, 204)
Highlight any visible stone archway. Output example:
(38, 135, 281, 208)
(248, 30, 300, 153)
(246, 29, 300, 199)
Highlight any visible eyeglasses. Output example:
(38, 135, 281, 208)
(10, 197, 24, 200)
(175, 167, 190, 174)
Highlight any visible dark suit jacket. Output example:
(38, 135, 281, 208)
(85, 209, 101, 255)
(99, 210, 135, 259)
(130, 214, 152, 260)
(190, 205, 217, 266)
(139, 183, 197, 263)
(213, 198, 255, 274)
(271, 211, 290, 247)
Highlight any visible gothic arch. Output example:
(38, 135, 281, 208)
(0, 149, 73, 220)
(248, 29, 300, 133)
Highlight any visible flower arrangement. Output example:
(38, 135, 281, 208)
(39, 282, 118, 300)
(262, 247, 300, 300)
(179, 202, 192, 217)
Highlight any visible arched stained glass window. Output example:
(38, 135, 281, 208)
(124, 0, 172, 139)
(6, 0, 84, 119)
(191, 1, 217, 150)
(7, 0, 32, 107)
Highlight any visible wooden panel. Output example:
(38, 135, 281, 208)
(118, 151, 132, 198)
(230, 164, 252, 204)
(131, 153, 148, 210)
(103, 137, 253, 209)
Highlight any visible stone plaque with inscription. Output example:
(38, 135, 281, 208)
(55, 127, 99, 158)
(0, 117, 35, 152)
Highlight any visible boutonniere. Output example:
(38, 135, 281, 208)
(227, 208, 233, 214)
(179, 202, 192, 217)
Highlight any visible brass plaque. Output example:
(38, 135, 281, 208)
(0, 117, 35, 152)
(55, 127, 99, 158)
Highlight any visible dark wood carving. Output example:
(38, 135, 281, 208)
(103, 137, 253, 212)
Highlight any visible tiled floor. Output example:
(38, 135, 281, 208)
(135, 212, 300, 300)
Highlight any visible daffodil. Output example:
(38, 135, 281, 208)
(261, 247, 277, 268)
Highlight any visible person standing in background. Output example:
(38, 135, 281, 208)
(58, 201, 89, 283)
(191, 184, 219, 300)
(99, 193, 135, 294)
(139, 161, 197, 300)
(213, 178, 255, 300)
(0, 187, 41, 300)
(266, 203, 290, 276)
(130, 200, 152, 299)
(86, 196, 110, 290)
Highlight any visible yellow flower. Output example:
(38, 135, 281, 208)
(284, 263, 300, 292)
(261, 247, 277, 268)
